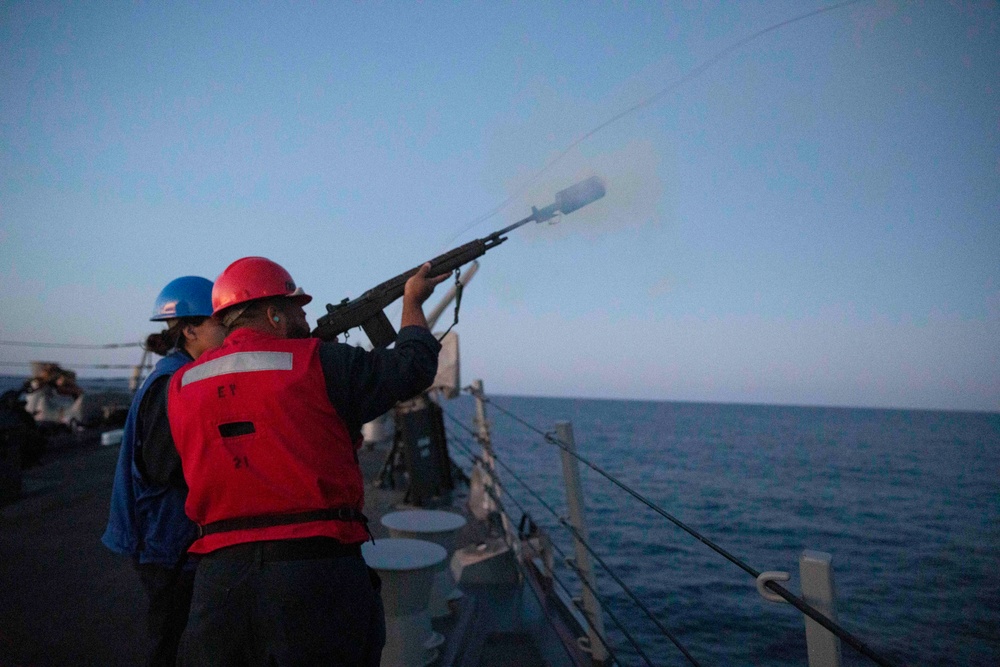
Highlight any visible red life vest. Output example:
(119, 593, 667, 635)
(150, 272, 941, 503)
(168, 328, 368, 554)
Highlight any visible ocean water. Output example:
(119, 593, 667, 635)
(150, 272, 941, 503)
(3, 375, 997, 665)
(0, 374, 131, 395)
(440, 395, 1000, 667)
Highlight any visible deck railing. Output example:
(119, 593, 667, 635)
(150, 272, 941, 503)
(442, 381, 898, 667)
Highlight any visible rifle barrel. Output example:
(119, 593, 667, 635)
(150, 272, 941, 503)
(311, 175, 606, 343)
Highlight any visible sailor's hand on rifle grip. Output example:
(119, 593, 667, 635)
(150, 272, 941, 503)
(405, 263, 451, 307)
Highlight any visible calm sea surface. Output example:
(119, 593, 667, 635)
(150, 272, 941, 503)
(4, 377, 998, 665)
(441, 394, 1000, 667)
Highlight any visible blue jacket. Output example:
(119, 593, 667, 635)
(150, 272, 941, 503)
(102, 350, 196, 566)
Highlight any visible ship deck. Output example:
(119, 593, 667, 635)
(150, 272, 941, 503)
(0, 434, 565, 666)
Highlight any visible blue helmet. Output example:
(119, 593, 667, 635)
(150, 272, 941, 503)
(151, 276, 215, 321)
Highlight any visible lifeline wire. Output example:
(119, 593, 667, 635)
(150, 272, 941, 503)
(0, 340, 142, 349)
(445, 0, 867, 244)
(559, 555, 656, 667)
(442, 409, 695, 666)
(557, 514, 700, 666)
(441, 425, 632, 663)
(489, 448, 693, 666)
(454, 444, 611, 667)
(481, 455, 684, 667)
(477, 393, 898, 667)
(473, 462, 630, 667)
(0, 361, 151, 370)
(442, 429, 478, 466)
(483, 483, 643, 667)
(440, 407, 480, 441)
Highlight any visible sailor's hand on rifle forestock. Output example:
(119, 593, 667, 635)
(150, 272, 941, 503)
(404, 263, 451, 307)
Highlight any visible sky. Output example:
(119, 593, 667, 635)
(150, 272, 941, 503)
(1, 0, 998, 413)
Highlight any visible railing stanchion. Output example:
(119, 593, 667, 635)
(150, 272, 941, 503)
(471, 380, 517, 546)
(555, 421, 609, 666)
(800, 550, 842, 667)
(471, 379, 496, 503)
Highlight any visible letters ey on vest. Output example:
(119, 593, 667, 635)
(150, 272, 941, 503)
(168, 329, 367, 554)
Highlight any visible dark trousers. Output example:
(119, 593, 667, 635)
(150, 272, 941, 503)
(178, 540, 385, 667)
(134, 561, 196, 667)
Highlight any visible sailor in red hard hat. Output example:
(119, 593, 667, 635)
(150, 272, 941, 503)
(210, 256, 313, 322)
(167, 256, 448, 666)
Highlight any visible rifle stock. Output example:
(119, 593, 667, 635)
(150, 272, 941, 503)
(311, 236, 502, 347)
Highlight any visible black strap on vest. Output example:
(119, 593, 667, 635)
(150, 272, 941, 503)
(197, 507, 370, 539)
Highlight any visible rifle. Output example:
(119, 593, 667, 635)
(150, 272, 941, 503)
(311, 176, 606, 348)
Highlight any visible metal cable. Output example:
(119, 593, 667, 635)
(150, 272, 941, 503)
(444, 407, 696, 666)
(0, 339, 142, 349)
(560, 555, 658, 667)
(0, 361, 151, 370)
(470, 472, 608, 667)
(474, 392, 898, 667)
(489, 443, 694, 666)
(442, 428, 481, 467)
(558, 515, 701, 666)
(477, 394, 753, 567)
(536, 568, 612, 665)
(441, 408, 480, 441)
(481, 477, 628, 667)
(443, 423, 627, 662)
(443, 430, 473, 459)
(436, 427, 582, 662)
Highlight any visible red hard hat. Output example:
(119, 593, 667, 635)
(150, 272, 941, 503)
(212, 257, 313, 316)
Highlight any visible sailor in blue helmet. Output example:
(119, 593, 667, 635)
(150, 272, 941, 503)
(102, 276, 227, 667)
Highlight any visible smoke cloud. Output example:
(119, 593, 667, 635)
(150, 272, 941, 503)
(505, 138, 670, 241)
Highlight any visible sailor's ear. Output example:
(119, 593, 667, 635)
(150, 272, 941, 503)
(265, 305, 284, 330)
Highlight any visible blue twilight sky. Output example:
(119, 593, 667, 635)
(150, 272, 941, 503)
(1, 1, 998, 412)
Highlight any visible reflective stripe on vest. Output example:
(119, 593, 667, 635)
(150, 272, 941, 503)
(168, 329, 368, 553)
(180, 351, 293, 386)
